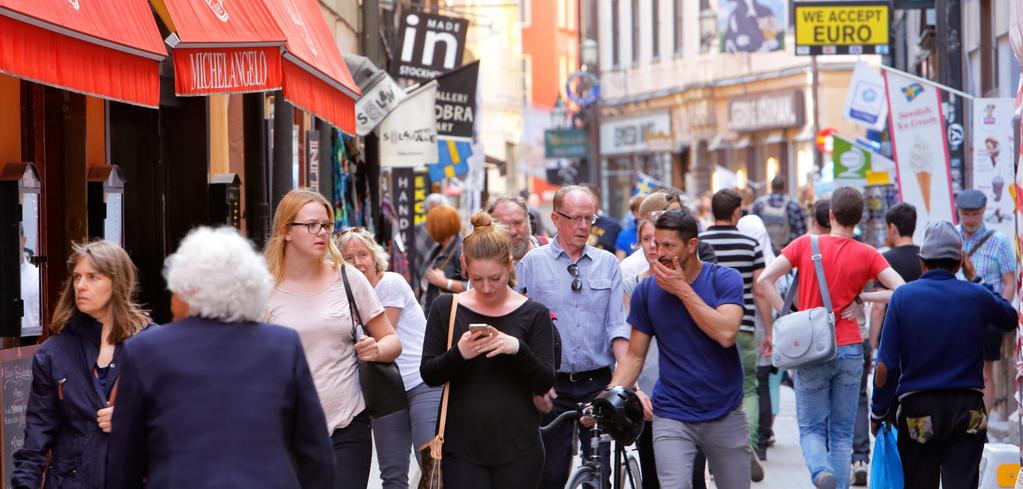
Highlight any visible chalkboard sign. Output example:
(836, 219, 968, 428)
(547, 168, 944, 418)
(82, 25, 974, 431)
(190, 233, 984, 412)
(1, 345, 39, 489)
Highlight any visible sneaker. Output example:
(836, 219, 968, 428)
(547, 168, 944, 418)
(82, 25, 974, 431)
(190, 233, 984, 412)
(816, 472, 836, 489)
(851, 461, 868, 486)
(750, 447, 764, 482)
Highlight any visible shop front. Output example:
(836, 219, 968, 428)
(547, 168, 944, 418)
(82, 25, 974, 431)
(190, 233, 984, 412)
(599, 110, 678, 219)
(722, 89, 806, 195)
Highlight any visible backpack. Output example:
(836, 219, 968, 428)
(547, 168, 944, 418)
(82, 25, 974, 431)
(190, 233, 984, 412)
(760, 196, 791, 252)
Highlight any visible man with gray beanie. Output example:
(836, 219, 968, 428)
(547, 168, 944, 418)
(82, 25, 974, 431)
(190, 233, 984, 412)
(955, 188, 1016, 412)
(871, 221, 1016, 489)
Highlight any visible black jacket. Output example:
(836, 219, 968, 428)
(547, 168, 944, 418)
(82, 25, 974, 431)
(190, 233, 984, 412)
(105, 316, 334, 489)
(12, 315, 146, 489)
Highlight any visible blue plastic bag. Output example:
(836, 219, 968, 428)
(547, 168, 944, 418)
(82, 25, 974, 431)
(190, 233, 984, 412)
(870, 422, 905, 489)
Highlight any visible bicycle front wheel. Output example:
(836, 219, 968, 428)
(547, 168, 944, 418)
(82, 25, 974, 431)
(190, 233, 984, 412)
(617, 453, 642, 489)
(568, 466, 602, 489)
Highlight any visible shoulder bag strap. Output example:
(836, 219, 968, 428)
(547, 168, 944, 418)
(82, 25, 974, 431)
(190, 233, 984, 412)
(967, 230, 995, 258)
(340, 265, 364, 339)
(810, 236, 834, 314)
(436, 294, 458, 439)
(779, 271, 800, 316)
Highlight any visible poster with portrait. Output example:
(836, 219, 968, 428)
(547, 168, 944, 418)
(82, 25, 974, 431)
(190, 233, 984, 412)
(717, 0, 786, 53)
(972, 98, 1016, 242)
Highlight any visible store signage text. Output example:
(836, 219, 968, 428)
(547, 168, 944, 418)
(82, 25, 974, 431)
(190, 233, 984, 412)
(794, 1, 890, 55)
(355, 75, 406, 136)
(728, 90, 805, 132)
(174, 47, 282, 96)
(393, 11, 469, 82)
(600, 112, 673, 155)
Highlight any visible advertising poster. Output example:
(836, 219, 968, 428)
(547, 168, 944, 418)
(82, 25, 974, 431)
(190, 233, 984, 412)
(882, 69, 956, 242)
(717, 0, 786, 53)
(831, 135, 896, 188)
(377, 81, 439, 167)
(843, 61, 888, 131)
(972, 98, 1016, 242)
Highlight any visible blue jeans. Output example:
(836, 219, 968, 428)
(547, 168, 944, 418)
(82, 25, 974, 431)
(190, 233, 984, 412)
(794, 344, 864, 489)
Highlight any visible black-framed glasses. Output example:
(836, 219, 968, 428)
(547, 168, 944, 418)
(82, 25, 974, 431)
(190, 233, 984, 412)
(555, 210, 598, 226)
(567, 263, 582, 292)
(289, 221, 335, 235)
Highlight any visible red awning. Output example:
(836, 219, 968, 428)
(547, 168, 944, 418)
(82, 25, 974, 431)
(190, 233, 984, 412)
(0, 0, 165, 108)
(153, 0, 287, 96)
(262, 0, 361, 134)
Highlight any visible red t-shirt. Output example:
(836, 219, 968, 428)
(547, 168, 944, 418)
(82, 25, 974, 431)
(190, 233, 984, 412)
(782, 235, 890, 346)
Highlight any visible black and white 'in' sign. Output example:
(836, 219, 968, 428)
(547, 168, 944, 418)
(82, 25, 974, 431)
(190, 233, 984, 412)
(393, 11, 469, 83)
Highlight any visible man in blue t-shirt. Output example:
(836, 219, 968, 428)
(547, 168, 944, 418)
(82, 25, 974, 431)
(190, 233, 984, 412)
(609, 209, 750, 489)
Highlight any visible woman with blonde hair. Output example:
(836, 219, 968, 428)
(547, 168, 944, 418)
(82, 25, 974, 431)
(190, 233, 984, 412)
(263, 188, 401, 489)
(13, 240, 152, 489)
(338, 228, 441, 489)
(420, 211, 555, 488)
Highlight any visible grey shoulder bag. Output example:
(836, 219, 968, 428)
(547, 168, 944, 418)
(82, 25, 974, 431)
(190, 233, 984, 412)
(771, 235, 837, 369)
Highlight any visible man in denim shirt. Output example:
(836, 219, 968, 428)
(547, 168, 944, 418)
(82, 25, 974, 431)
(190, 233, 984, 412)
(517, 185, 630, 489)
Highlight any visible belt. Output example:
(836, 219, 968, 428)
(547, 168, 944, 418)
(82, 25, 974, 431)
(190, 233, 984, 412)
(556, 367, 611, 383)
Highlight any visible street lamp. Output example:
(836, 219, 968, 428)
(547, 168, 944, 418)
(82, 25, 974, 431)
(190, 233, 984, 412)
(552, 96, 568, 128)
(581, 39, 598, 69)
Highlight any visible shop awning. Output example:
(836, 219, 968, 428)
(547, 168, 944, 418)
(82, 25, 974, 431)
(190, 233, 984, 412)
(151, 0, 286, 96)
(263, 0, 360, 134)
(0, 0, 166, 107)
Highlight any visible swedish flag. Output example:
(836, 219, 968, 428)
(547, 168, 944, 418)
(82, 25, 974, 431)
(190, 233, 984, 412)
(428, 139, 473, 182)
(632, 173, 656, 197)
(901, 83, 924, 102)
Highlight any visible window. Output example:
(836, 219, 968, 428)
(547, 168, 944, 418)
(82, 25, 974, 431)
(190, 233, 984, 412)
(674, 0, 684, 55)
(631, 0, 640, 64)
(651, 0, 660, 59)
(611, 0, 620, 67)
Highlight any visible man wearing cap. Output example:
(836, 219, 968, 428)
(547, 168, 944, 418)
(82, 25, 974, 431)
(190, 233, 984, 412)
(871, 221, 1016, 489)
(622, 191, 717, 281)
(955, 189, 1016, 413)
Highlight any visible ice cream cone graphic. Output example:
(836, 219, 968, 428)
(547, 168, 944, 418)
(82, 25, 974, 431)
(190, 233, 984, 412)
(916, 171, 932, 213)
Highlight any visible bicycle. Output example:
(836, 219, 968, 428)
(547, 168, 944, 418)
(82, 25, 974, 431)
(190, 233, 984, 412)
(541, 401, 643, 489)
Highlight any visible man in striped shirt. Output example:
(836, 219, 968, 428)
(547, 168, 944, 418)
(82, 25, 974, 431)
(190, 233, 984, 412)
(700, 188, 768, 481)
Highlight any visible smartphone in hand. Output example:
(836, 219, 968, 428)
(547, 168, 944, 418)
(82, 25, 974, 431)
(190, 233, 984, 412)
(469, 323, 491, 338)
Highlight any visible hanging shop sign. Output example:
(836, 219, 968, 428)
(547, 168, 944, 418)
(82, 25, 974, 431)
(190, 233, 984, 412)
(544, 129, 589, 159)
(831, 135, 896, 188)
(728, 90, 805, 132)
(843, 61, 889, 131)
(377, 81, 439, 167)
(600, 112, 673, 156)
(565, 70, 600, 107)
(883, 69, 955, 242)
(794, 1, 891, 55)
(434, 61, 478, 140)
(413, 170, 431, 226)
(391, 168, 417, 261)
(355, 74, 406, 136)
(392, 10, 469, 83)
(173, 46, 282, 95)
(971, 98, 1016, 241)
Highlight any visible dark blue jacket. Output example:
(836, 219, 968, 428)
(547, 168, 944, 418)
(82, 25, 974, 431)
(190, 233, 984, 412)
(871, 270, 1017, 418)
(12, 315, 146, 489)
(105, 316, 334, 489)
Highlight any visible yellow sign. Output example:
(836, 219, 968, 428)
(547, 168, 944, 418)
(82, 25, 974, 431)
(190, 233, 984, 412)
(866, 171, 890, 186)
(794, 2, 890, 55)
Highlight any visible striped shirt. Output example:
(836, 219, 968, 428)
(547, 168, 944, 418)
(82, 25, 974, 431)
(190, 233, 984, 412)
(699, 225, 765, 333)
(958, 224, 1015, 295)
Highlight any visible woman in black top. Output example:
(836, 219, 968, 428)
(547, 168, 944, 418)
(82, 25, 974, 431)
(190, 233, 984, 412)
(421, 205, 467, 313)
(420, 211, 556, 489)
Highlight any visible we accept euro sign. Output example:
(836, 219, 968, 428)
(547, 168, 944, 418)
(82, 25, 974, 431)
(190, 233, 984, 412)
(794, 1, 891, 55)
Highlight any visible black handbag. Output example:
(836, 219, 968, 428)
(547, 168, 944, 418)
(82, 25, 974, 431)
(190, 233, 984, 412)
(341, 265, 409, 418)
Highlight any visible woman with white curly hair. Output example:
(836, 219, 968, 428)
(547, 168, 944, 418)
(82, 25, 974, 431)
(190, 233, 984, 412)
(263, 188, 401, 489)
(338, 228, 441, 489)
(106, 227, 334, 489)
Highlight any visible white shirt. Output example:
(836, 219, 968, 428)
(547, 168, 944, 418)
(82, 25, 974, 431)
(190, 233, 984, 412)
(374, 272, 428, 391)
(20, 259, 40, 337)
(620, 248, 649, 282)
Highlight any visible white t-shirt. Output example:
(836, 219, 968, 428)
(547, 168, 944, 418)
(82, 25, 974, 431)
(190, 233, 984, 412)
(620, 248, 649, 280)
(264, 266, 385, 432)
(374, 272, 427, 391)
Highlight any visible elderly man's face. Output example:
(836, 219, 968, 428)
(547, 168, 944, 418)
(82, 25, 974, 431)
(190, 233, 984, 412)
(491, 201, 531, 260)
(552, 191, 596, 251)
(958, 208, 984, 233)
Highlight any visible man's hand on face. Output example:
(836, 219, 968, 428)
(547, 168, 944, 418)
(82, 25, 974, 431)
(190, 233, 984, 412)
(652, 256, 691, 298)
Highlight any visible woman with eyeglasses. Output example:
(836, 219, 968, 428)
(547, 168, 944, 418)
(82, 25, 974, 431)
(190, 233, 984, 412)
(262, 188, 401, 489)
(421, 205, 466, 313)
(420, 211, 555, 489)
(13, 240, 153, 489)
(338, 228, 441, 489)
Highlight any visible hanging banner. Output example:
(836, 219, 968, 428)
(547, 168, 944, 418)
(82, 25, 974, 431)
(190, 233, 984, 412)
(391, 168, 416, 266)
(433, 61, 478, 140)
(427, 139, 472, 182)
(972, 98, 1016, 240)
(843, 61, 888, 131)
(355, 74, 406, 136)
(883, 69, 956, 242)
(832, 135, 896, 187)
(377, 81, 439, 167)
(392, 11, 469, 83)
(718, 0, 786, 53)
(941, 91, 966, 192)
(173, 46, 283, 96)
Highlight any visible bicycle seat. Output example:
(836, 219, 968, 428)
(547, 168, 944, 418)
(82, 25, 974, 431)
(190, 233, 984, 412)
(590, 386, 645, 445)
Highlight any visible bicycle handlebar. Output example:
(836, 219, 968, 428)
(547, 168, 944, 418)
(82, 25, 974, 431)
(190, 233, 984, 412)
(540, 409, 583, 434)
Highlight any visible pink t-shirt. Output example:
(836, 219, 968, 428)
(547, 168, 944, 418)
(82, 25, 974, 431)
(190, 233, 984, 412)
(263, 266, 384, 432)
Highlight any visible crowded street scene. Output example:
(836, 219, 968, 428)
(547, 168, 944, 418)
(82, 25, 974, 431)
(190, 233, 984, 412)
(3, 1, 1023, 489)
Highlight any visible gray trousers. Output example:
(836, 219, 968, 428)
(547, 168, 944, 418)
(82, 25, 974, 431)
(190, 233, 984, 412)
(652, 408, 752, 489)
(372, 383, 444, 489)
